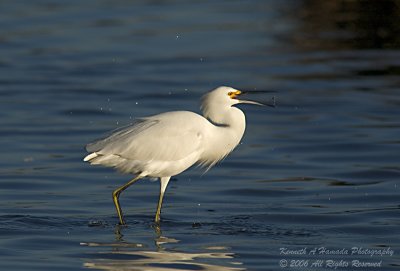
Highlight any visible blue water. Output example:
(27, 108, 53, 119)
(1, 1, 400, 270)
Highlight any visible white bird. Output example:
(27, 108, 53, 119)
(84, 86, 271, 225)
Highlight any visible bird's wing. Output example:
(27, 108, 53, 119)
(86, 113, 204, 162)
(86, 119, 158, 153)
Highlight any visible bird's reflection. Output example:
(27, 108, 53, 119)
(82, 224, 245, 271)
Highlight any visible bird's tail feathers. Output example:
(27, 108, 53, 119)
(83, 152, 98, 162)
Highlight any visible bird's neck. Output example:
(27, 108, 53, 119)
(203, 104, 244, 127)
(200, 106, 246, 166)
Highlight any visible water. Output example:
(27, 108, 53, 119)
(1, 0, 399, 270)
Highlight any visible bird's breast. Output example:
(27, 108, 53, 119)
(199, 123, 245, 167)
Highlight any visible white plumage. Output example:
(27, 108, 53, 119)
(84, 86, 263, 225)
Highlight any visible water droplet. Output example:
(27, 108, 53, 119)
(88, 220, 108, 227)
(192, 222, 202, 228)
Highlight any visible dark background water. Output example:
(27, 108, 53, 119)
(1, 0, 399, 270)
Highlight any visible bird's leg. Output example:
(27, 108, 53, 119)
(112, 176, 141, 225)
(155, 177, 171, 224)
(155, 192, 164, 224)
(114, 224, 124, 241)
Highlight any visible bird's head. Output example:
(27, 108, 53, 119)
(201, 86, 272, 108)
(201, 86, 274, 123)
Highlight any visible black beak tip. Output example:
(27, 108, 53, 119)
(240, 90, 277, 108)
(242, 90, 278, 94)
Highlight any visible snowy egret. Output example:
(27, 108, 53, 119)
(84, 86, 273, 225)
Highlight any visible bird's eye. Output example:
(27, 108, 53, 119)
(228, 92, 233, 96)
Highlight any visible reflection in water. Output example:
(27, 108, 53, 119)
(82, 228, 244, 271)
(288, 0, 400, 50)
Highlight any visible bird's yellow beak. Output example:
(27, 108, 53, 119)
(228, 90, 242, 99)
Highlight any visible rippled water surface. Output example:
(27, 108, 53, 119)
(1, 1, 400, 270)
